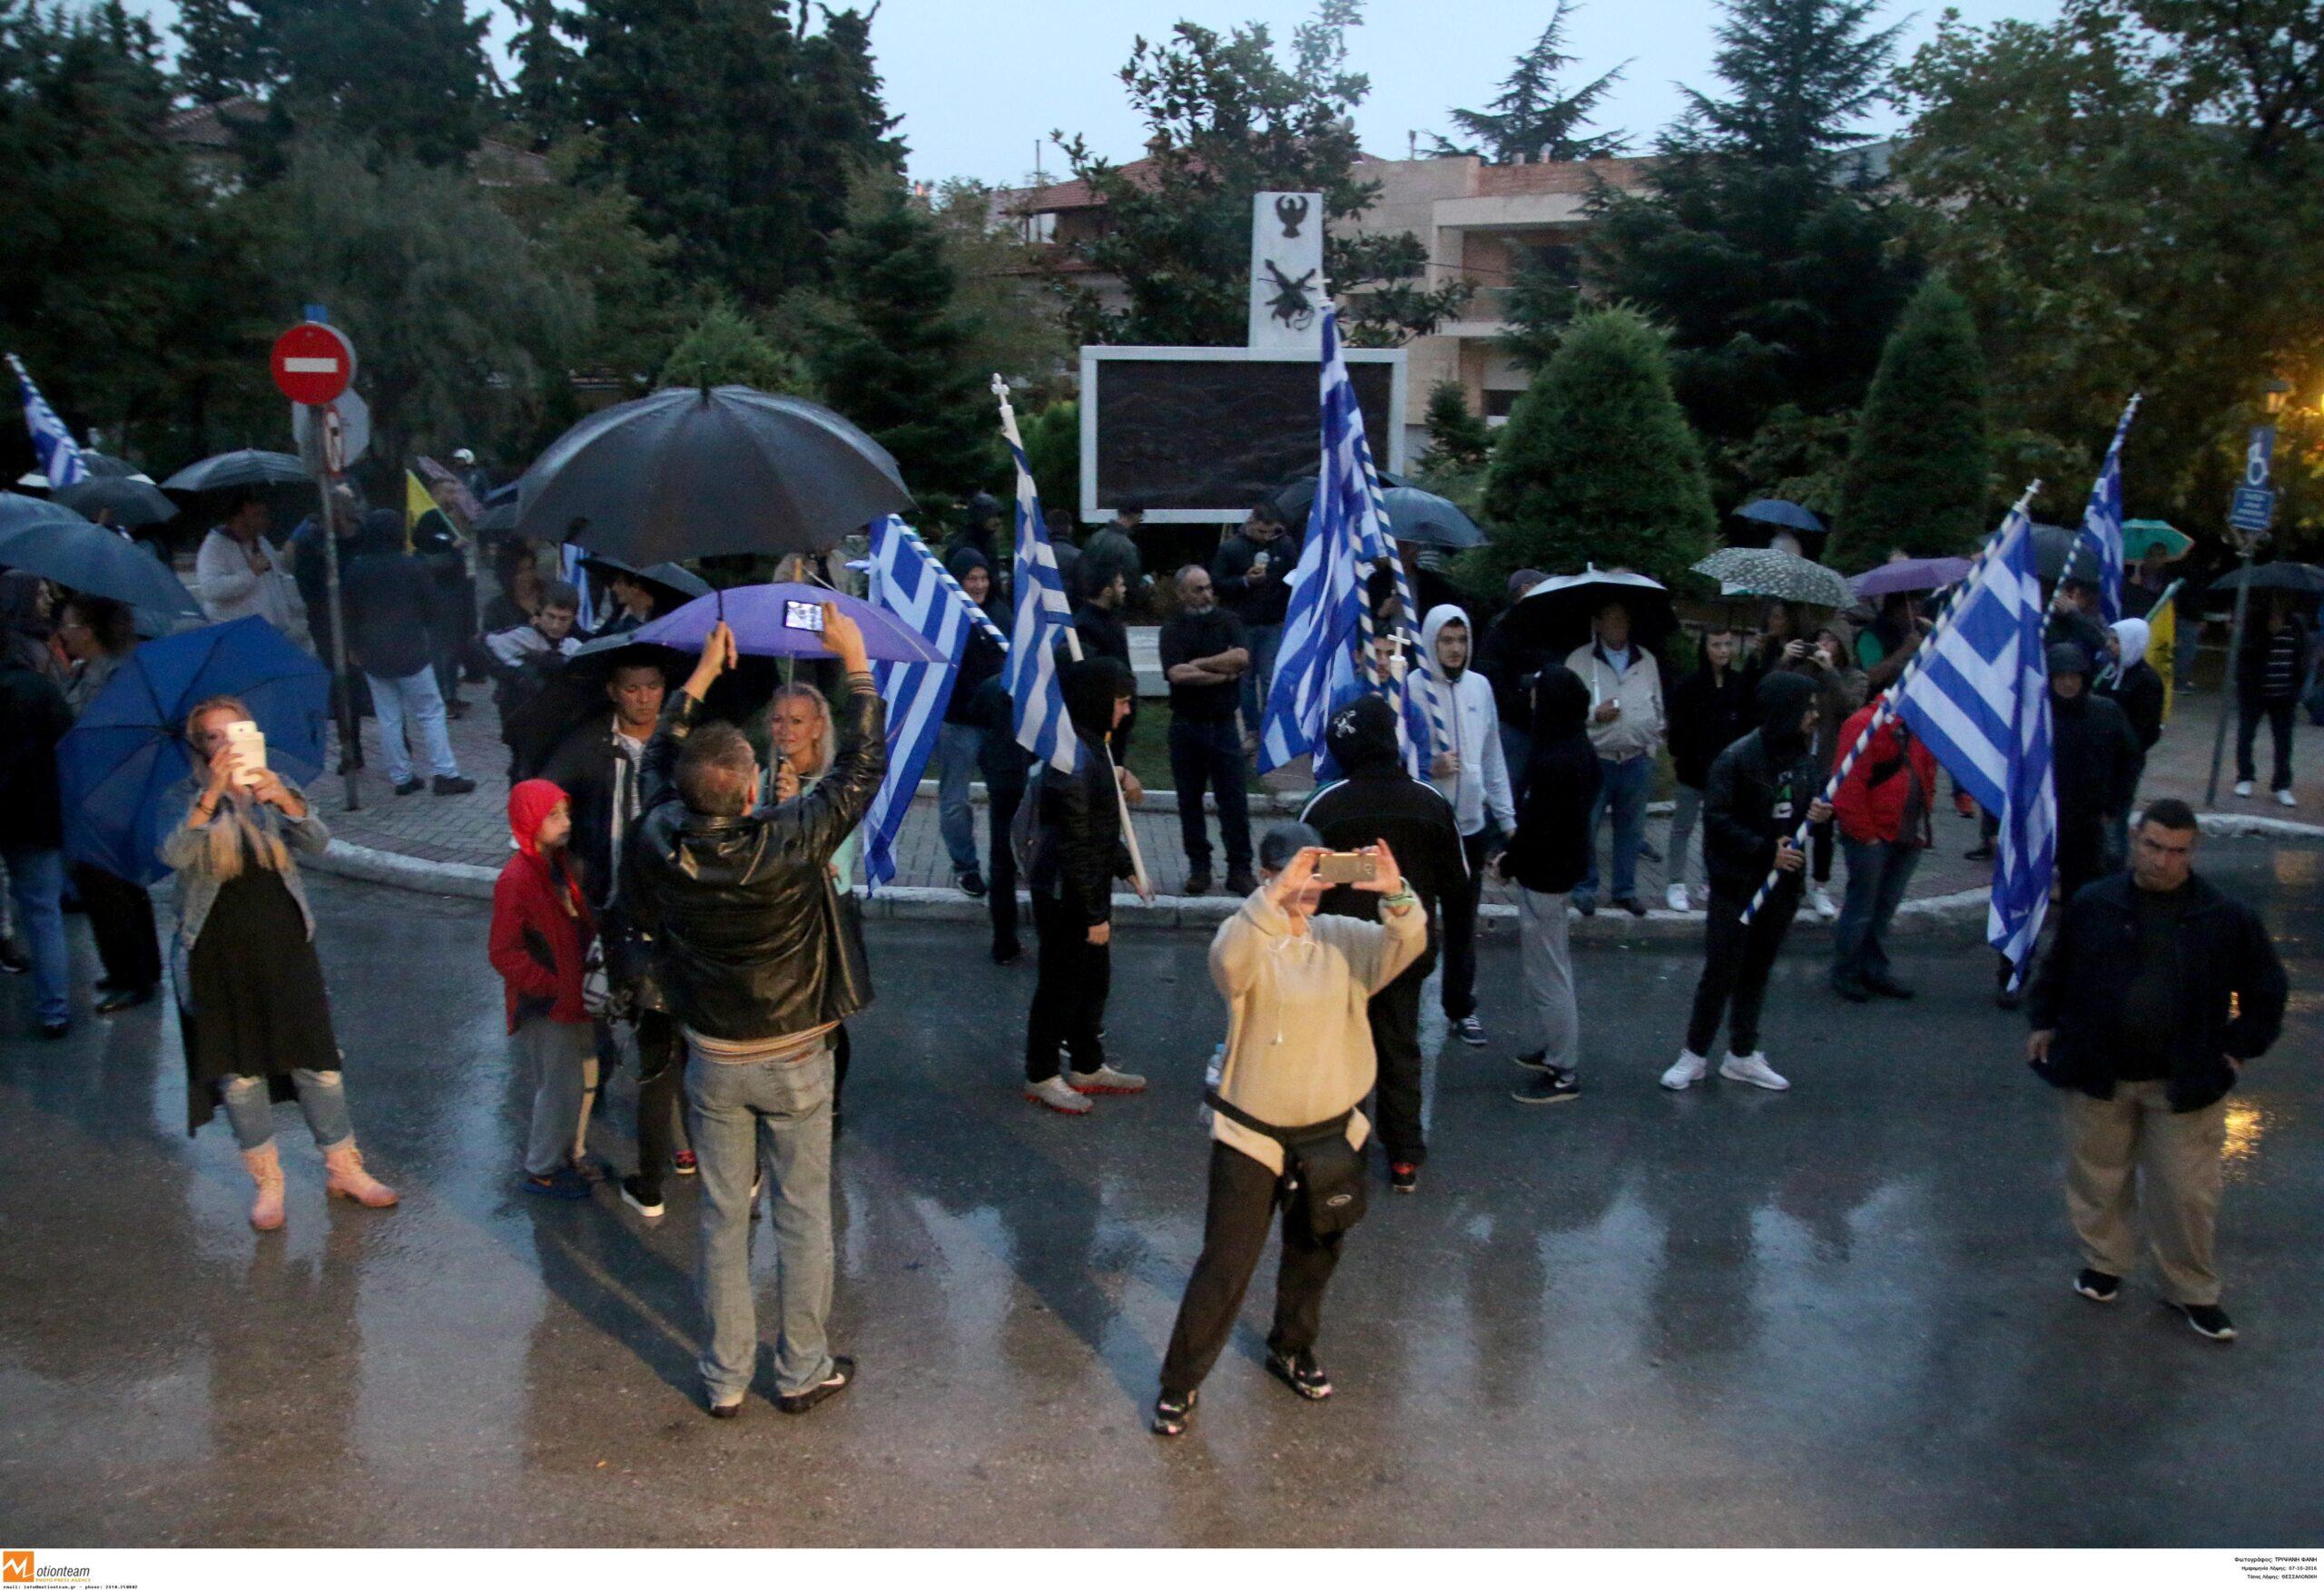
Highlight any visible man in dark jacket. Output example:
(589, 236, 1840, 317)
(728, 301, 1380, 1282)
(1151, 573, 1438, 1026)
(623, 613, 883, 1420)
(2232, 592, 2307, 804)
(0, 650, 72, 1036)
(343, 510, 475, 797)
(1071, 564, 1137, 767)
(932, 547, 1006, 897)
(1211, 504, 1297, 736)
(1664, 672, 1830, 1094)
(967, 671, 1034, 964)
(1472, 568, 1549, 802)
(1501, 664, 1602, 1105)
(1082, 500, 1145, 612)
(1301, 693, 1467, 1193)
(2028, 798, 2287, 1342)
(1024, 656, 1143, 1113)
(1158, 564, 1253, 895)
(1662, 624, 1755, 912)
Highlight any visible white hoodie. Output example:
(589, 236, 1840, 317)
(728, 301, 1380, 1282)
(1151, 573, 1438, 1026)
(1418, 603, 1515, 839)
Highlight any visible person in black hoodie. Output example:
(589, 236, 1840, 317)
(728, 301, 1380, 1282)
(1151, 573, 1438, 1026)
(931, 547, 1006, 896)
(1662, 624, 1755, 912)
(1663, 671, 1830, 1094)
(966, 670, 1034, 964)
(1300, 693, 1466, 1193)
(1501, 664, 1602, 1105)
(1023, 656, 1146, 1114)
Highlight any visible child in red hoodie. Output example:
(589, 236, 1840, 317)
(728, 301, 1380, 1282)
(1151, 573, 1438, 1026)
(490, 780, 598, 1200)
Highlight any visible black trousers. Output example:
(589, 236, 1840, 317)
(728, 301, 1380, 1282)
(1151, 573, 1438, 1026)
(1440, 830, 1490, 1020)
(72, 863, 159, 992)
(1026, 891, 1108, 1083)
(1685, 884, 1801, 1058)
(1159, 1139, 1348, 1398)
(630, 1009, 685, 1202)
(988, 781, 1023, 956)
(2237, 695, 2296, 791)
(1167, 716, 1252, 876)
(1368, 957, 1429, 1165)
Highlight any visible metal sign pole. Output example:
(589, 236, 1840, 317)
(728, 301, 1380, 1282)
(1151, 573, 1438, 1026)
(310, 402, 361, 811)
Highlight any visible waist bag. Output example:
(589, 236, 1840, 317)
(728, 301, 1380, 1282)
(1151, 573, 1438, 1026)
(1205, 1090, 1369, 1238)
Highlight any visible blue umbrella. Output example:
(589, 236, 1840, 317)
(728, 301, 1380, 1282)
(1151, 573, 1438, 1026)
(0, 493, 202, 616)
(1735, 498, 1826, 535)
(58, 617, 330, 886)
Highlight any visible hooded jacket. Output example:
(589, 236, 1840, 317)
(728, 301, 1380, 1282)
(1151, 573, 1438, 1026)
(941, 546, 1007, 727)
(489, 779, 596, 1032)
(1417, 604, 1515, 838)
(1029, 657, 1134, 928)
(1301, 693, 1466, 963)
(2099, 616, 2165, 753)
(1502, 665, 1602, 895)
(342, 509, 438, 681)
(1830, 702, 1936, 848)
(1666, 646, 1757, 790)
(1781, 616, 1868, 773)
(1701, 671, 1827, 898)
(2048, 646, 2142, 860)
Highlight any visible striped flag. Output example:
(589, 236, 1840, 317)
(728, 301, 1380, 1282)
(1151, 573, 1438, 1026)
(2073, 394, 2139, 624)
(1894, 499, 2057, 980)
(859, 516, 1007, 889)
(8, 353, 87, 489)
(994, 378, 1079, 775)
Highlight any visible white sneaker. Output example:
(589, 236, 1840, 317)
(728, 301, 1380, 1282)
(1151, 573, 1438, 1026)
(1025, 1075, 1094, 1115)
(1719, 1051, 1791, 1091)
(2234, 781, 2254, 799)
(1659, 1049, 1709, 1090)
(2277, 789, 2298, 809)
(1069, 1064, 1147, 1095)
(1810, 886, 1838, 922)
(1666, 882, 1690, 913)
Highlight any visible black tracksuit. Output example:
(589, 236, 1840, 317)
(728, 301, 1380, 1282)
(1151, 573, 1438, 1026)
(1025, 661, 1133, 1084)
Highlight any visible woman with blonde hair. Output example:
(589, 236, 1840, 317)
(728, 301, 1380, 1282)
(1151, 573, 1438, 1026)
(166, 695, 397, 1230)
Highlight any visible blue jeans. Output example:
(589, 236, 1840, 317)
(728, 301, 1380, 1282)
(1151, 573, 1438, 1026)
(221, 1067, 354, 1152)
(366, 666, 459, 785)
(1167, 715, 1252, 875)
(0, 845, 67, 1026)
(1832, 838, 1922, 987)
(1579, 755, 1650, 904)
(934, 721, 980, 873)
(1239, 624, 1283, 731)
(686, 1040, 837, 1403)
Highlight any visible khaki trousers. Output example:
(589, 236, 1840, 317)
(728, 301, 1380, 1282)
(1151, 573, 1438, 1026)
(2063, 1082, 2229, 1305)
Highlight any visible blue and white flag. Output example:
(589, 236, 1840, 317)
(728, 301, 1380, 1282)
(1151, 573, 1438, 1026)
(860, 516, 1006, 889)
(1895, 502, 2057, 980)
(2073, 394, 2139, 624)
(9, 353, 87, 489)
(995, 380, 1079, 775)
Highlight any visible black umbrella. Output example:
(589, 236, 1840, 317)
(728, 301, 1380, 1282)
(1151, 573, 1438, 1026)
(1266, 466, 1413, 528)
(500, 634, 689, 779)
(472, 483, 521, 535)
(1506, 567, 1676, 656)
(0, 495, 202, 616)
(2211, 561, 2324, 596)
(515, 385, 912, 565)
(162, 449, 309, 495)
(1379, 485, 1486, 550)
(54, 476, 178, 528)
(76, 451, 140, 480)
(577, 553, 714, 604)
(2023, 522, 2080, 582)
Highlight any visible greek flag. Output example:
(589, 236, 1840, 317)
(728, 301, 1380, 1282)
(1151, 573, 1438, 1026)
(996, 381, 1078, 775)
(8, 354, 87, 489)
(860, 516, 1005, 889)
(1260, 307, 1415, 773)
(2073, 394, 2139, 624)
(1894, 503, 2057, 980)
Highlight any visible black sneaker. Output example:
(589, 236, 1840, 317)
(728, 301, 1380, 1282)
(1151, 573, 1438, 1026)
(393, 778, 425, 797)
(1965, 842, 1994, 862)
(1452, 1015, 1486, 1046)
(95, 984, 156, 1015)
(1389, 1162, 1419, 1194)
(1864, 975, 1917, 1000)
(432, 774, 477, 796)
(1225, 869, 1259, 896)
(1830, 977, 1872, 1004)
(1573, 894, 1599, 918)
(1513, 1050, 1552, 1072)
(1265, 1347, 1333, 1400)
(2073, 1268, 2121, 1302)
(1512, 1068, 1581, 1105)
(619, 1175, 665, 1219)
(957, 869, 988, 899)
(0, 941, 28, 975)
(776, 1355, 856, 1413)
(1613, 896, 1649, 918)
(1183, 870, 1212, 897)
(706, 1396, 743, 1420)
(1151, 1387, 1198, 1437)
(2176, 1302, 2236, 1342)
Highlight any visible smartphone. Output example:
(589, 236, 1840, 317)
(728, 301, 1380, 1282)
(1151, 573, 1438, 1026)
(783, 599, 826, 633)
(223, 720, 266, 787)
(1315, 850, 1376, 885)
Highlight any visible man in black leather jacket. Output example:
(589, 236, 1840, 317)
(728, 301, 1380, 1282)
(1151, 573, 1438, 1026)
(622, 612, 886, 1420)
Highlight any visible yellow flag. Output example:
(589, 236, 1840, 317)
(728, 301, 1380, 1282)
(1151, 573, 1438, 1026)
(404, 471, 441, 550)
(2148, 595, 2178, 723)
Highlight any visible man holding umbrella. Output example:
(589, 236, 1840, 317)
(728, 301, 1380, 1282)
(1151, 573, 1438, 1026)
(1567, 597, 1665, 918)
(195, 491, 302, 636)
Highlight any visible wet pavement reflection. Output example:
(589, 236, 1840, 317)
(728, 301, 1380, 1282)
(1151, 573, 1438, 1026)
(2, 843, 2319, 1547)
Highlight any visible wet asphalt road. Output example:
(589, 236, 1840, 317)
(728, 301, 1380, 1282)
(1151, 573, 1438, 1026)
(2, 842, 2319, 1548)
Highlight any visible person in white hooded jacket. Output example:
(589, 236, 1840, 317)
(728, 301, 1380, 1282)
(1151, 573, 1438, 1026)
(1417, 604, 1514, 1046)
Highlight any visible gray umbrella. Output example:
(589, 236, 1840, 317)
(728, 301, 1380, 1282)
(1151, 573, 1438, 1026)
(2211, 562, 2324, 596)
(162, 449, 309, 495)
(54, 476, 178, 528)
(517, 385, 913, 564)
(0, 496, 201, 615)
(1691, 545, 1852, 608)
(1380, 485, 1486, 550)
(578, 552, 714, 602)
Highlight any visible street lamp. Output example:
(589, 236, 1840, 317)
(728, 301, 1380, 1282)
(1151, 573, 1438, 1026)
(2264, 378, 2292, 416)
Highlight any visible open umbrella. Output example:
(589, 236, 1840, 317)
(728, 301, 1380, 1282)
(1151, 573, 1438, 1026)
(577, 553, 714, 604)
(54, 476, 178, 528)
(1378, 485, 1485, 550)
(2211, 562, 2324, 597)
(635, 582, 948, 663)
(56, 617, 330, 886)
(499, 634, 691, 778)
(472, 482, 521, 535)
(2122, 519, 2191, 561)
(517, 385, 912, 565)
(1508, 566, 1675, 656)
(2022, 522, 2082, 582)
(1735, 498, 1826, 535)
(0, 496, 201, 616)
(161, 449, 309, 495)
(1267, 468, 1413, 527)
(1691, 545, 1850, 608)
(1851, 555, 1974, 600)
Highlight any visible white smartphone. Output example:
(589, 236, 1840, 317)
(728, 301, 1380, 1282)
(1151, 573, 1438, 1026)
(222, 720, 266, 787)
(783, 599, 826, 633)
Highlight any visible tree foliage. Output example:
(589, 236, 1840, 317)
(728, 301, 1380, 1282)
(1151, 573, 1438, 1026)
(928, 179, 1075, 397)
(657, 300, 816, 396)
(507, 0, 581, 149)
(1831, 277, 1993, 564)
(1020, 399, 1079, 525)
(1480, 308, 1717, 587)
(1430, 2, 1626, 163)
(1422, 379, 1492, 468)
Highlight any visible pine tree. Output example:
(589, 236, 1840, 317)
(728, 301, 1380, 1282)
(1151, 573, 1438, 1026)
(1423, 380, 1492, 468)
(1480, 308, 1717, 588)
(1020, 401, 1079, 525)
(659, 301, 816, 396)
(508, 0, 581, 148)
(1431, 2, 1626, 162)
(1832, 277, 1993, 563)
(173, 0, 261, 102)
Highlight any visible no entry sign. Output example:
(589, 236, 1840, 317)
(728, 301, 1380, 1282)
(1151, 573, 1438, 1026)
(271, 321, 355, 406)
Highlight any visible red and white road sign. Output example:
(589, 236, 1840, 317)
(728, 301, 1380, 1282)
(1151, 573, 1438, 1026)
(271, 321, 355, 406)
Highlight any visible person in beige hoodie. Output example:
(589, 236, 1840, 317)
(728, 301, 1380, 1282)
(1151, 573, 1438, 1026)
(1151, 823, 1423, 1438)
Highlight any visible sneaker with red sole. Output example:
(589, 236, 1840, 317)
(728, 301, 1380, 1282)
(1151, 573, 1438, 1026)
(672, 1150, 698, 1177)
(1389, 1162, 1419, 1194)
(1025, 1076, 1093, 1115)
(1069, 1064, 1147, 1095)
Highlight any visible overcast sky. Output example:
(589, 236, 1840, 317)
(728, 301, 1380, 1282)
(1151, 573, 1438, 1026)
(123, 0, 2065, 187)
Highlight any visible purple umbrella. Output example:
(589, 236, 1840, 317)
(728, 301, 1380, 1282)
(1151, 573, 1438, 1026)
(635, 583, 948, 664)
(1851, 556, 1973, 600)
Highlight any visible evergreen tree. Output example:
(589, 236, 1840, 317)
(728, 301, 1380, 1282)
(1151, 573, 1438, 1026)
(1430, 3, 1626, 163)
(1423, 380, 1492, 468)
(508, 0, 581, 148)
(658, 300, 816, 396)
(1832, 277, 1993, 563)
(173, 0, 260, 102)
(1480, 308, 1717, 588)
(1020, 400, 1078, 525)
